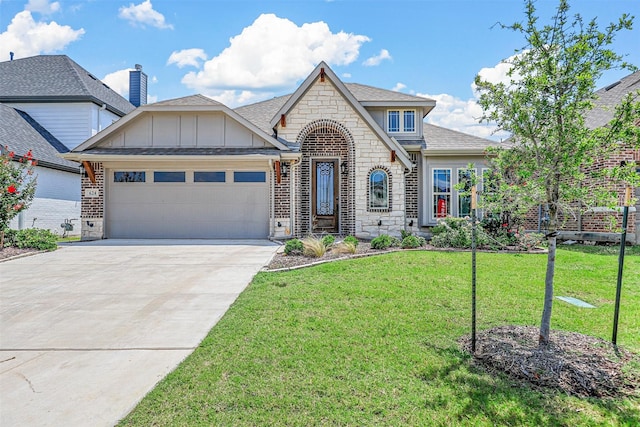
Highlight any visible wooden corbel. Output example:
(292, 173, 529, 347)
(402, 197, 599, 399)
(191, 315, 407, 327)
(391, 150, 396, 162)
(280, 114, 286, 127)
(82, 160, 96, 184)
(320, 67, 325, 82)
(274, 160, 282, 184)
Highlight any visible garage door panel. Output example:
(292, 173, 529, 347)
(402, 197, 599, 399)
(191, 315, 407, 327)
(107, 177, 269, 239)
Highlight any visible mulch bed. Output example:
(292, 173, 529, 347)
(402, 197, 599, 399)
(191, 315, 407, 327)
(0, 247, 40, 261)
(460, 325, 639, 398)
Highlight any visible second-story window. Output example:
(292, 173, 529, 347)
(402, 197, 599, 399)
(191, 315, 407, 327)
(387, 110, 416, 133)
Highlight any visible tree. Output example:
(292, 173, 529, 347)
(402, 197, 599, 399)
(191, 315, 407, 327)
(474, 0, 640, 345)
(1, 146, 37, 249)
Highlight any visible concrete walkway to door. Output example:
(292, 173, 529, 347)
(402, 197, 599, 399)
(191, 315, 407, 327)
(0, 239, 279, 426)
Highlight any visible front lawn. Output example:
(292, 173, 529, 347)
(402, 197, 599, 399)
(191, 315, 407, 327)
(121, 249, 639, 426)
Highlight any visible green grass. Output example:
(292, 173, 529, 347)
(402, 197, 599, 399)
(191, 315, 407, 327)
(120, 249, 640, 426)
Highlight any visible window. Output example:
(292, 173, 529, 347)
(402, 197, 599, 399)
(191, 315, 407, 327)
(234, 171, 266, 183)
(154, 171, 185, 183)
(433, 169, 451, 219)
(114, 171, 145, 182)
(457, 169, 474, 217)
(387, 110, 416, 133)
(369, 169, 389, 209)
(194, 171, 225, 182)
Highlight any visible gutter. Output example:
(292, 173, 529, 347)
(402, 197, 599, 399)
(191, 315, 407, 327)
(60, 153, 286, 162)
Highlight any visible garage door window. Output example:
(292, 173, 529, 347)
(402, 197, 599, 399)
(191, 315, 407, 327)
(114, 171, 145, 182)
(234, 171, 266, 183)
(154, 171, 185, 182)
(194, 171, 226, 182)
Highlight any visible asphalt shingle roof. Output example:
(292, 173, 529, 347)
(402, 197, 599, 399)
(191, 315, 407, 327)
(423, 123, 501, 151)
(585, 70, 640, 129)
(0, 55, 135, 116)
(344, 83, 435, 103)
(0, 104, 79, 171)
(149, 94, 223, 107)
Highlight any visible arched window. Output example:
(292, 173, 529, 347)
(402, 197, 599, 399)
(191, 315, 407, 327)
(369, 169, 389, 210)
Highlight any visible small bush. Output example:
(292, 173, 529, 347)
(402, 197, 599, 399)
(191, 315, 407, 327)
(401, 235, 422, 249)
(390, 236, 401, 247)
(2, 229, 18, 247)
(284, 239, 303, 255)
(333, 241, 357, 255)
(14, 228, 58, 251)
(303, 236, 326, 258)
(321, 235, 335, 248)
(343, 235, 359, 247)
(371, 234, 392, 250)
(400, 229, 413, 240)
(431, 217, 490, 249)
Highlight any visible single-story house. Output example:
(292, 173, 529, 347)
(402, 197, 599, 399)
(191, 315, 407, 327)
(63, 62, 499, 240)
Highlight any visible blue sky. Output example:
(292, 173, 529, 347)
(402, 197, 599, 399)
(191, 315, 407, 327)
(1, 0, 638, 139)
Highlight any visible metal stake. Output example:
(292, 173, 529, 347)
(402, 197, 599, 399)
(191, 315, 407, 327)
(612, 187, 631, 346)
(471, 186, 477, 353)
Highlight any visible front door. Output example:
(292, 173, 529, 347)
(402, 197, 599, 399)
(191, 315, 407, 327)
(312, 159, 339, 233)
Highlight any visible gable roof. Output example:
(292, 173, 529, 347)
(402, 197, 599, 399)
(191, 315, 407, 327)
(0, 104, 79, 172)
(67, 94, 289, 155)
(0, 55, 135, 117)
(266, 62, 414, 168)
(345, 82, 435, 111)
(585, 70, 640, 129)
(422, 123, 502, 155)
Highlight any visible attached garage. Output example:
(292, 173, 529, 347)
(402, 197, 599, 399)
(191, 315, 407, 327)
(106, 168, 270, 239)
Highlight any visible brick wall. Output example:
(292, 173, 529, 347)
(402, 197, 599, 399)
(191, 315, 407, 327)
(80, 162, 105, 240)
(405, 152, 419, 218)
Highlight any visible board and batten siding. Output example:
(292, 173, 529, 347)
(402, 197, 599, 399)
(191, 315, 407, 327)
(8, 102, 121, 150)
(98, 112, 272, 148)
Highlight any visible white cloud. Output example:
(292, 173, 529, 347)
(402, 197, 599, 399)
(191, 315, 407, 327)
(392, 82, 406, 92)
(180, 13, 370, 98)
(102, 68, 132, 97)
(363, 49, 391, 66)
(167, 48, 208, 68)
(118, 0, 173, 30)
(25, 0, 60, 15)
(0, 10, 84, 59)
(342, 72, 352, 78)
(419, 91, 510, 141)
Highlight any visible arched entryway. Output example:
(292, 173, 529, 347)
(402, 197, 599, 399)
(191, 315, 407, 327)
(296, 120, 355, 236)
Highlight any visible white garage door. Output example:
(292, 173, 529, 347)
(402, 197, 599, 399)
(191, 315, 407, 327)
(106, 170, 269, 239)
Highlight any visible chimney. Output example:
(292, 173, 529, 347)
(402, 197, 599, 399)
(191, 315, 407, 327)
(129, 64, 147, 107)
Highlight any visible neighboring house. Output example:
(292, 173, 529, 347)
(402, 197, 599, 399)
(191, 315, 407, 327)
(0, 54, 141, 234)
(523, 71, 640, 244)
(63, 62, 500, 240)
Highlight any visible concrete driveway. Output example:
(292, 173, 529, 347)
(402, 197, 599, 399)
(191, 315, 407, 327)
(0, 239, 279, 426)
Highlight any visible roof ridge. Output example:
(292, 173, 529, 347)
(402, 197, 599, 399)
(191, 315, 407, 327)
(61, 55, 92, 97)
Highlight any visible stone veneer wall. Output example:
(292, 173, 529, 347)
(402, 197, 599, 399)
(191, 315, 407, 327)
(80, 161, 105, 240)
(275, 77, 406, 238)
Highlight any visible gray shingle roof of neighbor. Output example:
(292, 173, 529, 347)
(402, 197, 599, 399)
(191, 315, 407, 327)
(0, 55, 135, 116)
(0, 104, 79, 172)
(344, 83, 435, 104)
(234, 94, 290, 135)
(423, 123, 502, 151)
(584, 70, 640, 130)
(149, 94, 223, 107)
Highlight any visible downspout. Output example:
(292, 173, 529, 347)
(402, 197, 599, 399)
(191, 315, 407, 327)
(97, 104, 106, 134)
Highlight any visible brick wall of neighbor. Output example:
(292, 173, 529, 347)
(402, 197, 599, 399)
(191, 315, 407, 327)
(276, 77, 406, 238)
(80, 162, 105, 240)
(523, 147, 639, 239)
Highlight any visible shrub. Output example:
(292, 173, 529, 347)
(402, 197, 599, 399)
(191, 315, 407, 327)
(14, 228, 57, 251)
(400, 229, 412, 240)
(431, 217, 491, 249)
(2, 228, 17, 247)
(370, 234, 392, 250)
(284, 239, 303, 255)
(302, 236, 326, 258)
(401, 235, 422, 249)
(390, 236, 401, 247)
(321, 234, 335, 248)
(333, 241, 357, 255)
(343, 235, 359, 247)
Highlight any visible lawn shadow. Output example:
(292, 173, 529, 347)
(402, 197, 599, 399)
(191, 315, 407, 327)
(417, 344, 640, 426)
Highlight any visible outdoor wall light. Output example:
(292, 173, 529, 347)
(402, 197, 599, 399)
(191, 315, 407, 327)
(340, 161, 348, 175)
(281, 162, 289, 177)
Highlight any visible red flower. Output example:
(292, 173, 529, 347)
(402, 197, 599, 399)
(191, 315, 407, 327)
(7, 184, 17, 194)
(13, 204, 23, 211)
(25, 150, 33, 160)
(8, 151, 15, 158)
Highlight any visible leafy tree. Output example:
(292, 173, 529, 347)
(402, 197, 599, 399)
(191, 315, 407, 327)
(474, 0, 640, 345)
(1, 146, 37, 249)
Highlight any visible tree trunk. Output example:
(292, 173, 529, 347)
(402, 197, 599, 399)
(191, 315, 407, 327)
(539, 232, 556, 345)
(0, 230, 4, 251)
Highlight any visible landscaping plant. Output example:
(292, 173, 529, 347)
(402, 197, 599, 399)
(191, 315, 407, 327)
(0, 146, 37, 249)
(321, 234, 335, 248)
(474, 0, 640, 345)
(302, 236, 326, 258)
(284, 238, 303, 255)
